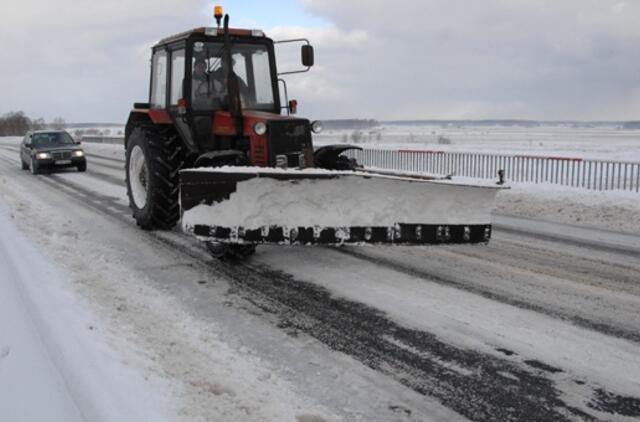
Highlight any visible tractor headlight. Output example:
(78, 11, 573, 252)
(253, 122, 267, 136)
(311, 120, 323, 134)
(36, 152, 51, 160)
(72, 150, 84, 157)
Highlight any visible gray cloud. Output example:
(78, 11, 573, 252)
(1, 0, 638, 122)
(0, 0, 206, 122)
(291, 0, 640, 120)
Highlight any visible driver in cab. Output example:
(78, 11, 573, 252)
(191, 57, 251, 109)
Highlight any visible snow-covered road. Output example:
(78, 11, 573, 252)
(1, 137, 639, 421)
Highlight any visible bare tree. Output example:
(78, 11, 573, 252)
(51, 117, 66, 130)
(31, 118, 46, 131)
(0, 111, 31, 136)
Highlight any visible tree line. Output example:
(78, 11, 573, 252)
(0, 111, 66, 136)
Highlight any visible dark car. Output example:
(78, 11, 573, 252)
(20, 130, 87, 174)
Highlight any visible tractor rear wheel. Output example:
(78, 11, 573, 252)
(125, 124, 184, 230)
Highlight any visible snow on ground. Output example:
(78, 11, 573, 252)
(256, 245, 640, 400)
(316, 124, 640, 161)
(0, 138, 470, 421)
(2, 128, 640, 420)
(64, 123, 640, 162)
(0, 144, 345, 421)
(0, 203, 173, 422)
(494, 184, 640, 235)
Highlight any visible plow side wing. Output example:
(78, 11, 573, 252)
(180, 167, 503, 245)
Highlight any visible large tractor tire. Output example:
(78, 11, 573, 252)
(125, 124, 184, 230)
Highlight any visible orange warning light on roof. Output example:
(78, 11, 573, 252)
(214, 5, 224, 27)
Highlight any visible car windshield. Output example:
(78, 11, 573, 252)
(31, 132, 75, 147)
(191, 41, 275, 111)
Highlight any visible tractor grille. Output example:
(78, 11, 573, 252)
(267, 120, 312, 167)
(52, 151, 72, 160)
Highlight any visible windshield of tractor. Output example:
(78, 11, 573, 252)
(191, 42, 275, 111)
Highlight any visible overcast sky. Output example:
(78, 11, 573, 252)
(1, 0, 638, 122)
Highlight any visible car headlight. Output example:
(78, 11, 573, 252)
(72, 150, 84, 157)
(311, 120, 323, 134)
(253, 122, 267, 136)
(36, 152, 51, 160)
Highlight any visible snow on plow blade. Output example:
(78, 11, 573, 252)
(180, 167, 503, 246)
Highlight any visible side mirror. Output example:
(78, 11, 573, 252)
(289, 99, 298, 115)
(301, 45, 314, 68)
(75, 140, 82, 145)
(24, 142, 31, 148)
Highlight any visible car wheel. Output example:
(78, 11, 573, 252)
(77, 162, 87, 172)
(21, 160, 28, 170)
(30, 157, 39, 175)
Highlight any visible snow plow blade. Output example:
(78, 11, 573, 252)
(180, 167, 504, 246)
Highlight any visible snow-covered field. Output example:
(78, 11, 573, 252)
(1, 133, 640, 421)
(316, 124, 640, 162)
(71, 123, 640, 162)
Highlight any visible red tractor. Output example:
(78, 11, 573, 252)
(125, 9, 501, 259)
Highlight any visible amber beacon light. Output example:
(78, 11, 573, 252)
(214, 6, 224, 27)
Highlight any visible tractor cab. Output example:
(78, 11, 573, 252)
(129, 18, 317, 169)
(124, 8, 501, 260)
(149, 27, 282, 115)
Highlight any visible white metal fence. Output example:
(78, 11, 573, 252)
(346, 148, 640, 193)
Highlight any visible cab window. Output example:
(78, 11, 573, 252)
(150, 50, 168, 108)
(170, 49, 185, 105)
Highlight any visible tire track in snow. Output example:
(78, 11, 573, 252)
(494, 224, 640, 259)
(334, 246, 640, 344)
(211, 261, 615, 421)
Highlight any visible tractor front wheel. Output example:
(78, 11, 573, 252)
(125, 124, 184, 230)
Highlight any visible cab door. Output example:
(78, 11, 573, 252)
(167, 46, 198, 152)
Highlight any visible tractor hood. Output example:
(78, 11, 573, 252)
(212, 110, 313, 168)
(212, 110, 311, 137)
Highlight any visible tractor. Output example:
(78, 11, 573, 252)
(125, 8, 502, 259)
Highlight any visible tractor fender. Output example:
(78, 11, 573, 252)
(194, 150, 247, 167)
(125, 108, 173, 147)
(314, 144, 362, 170)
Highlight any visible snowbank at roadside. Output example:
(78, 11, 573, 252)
(494, 183, 640, 235)
(0, 203, 174, 421)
